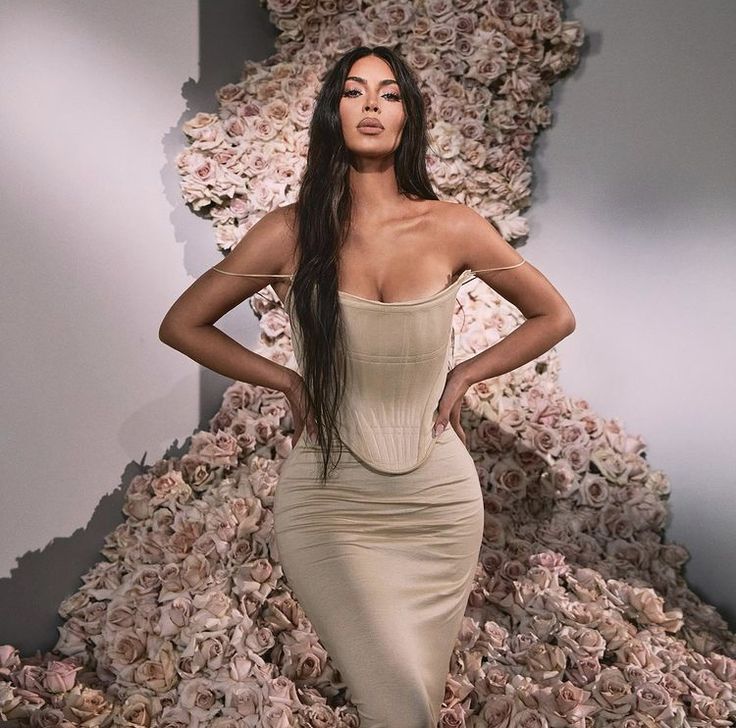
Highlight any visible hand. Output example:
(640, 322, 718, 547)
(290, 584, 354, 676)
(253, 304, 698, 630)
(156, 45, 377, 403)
(433, 366, 471, 446)
(284, 374, 318, 447)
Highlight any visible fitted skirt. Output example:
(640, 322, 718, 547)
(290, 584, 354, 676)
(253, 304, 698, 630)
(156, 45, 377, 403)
(273, 424, 484, 728)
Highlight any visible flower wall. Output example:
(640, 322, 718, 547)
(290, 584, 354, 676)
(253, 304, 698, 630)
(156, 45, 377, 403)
(1, 1, 735, 726)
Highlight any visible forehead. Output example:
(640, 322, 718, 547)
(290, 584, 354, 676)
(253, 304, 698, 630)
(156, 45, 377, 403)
(345, 55, 398, 84)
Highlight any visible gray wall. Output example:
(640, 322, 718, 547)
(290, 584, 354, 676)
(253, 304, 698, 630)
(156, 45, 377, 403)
(0, 1, 733, 652)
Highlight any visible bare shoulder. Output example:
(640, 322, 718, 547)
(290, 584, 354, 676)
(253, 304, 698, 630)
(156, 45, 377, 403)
(430, 200, 522, 272)
(218, 203, 298, 276)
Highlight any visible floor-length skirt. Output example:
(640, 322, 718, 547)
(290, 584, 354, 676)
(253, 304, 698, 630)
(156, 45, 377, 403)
(273, 423, 484, 728)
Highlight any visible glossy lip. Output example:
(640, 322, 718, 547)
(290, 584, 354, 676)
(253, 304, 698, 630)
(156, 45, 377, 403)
(357, 117, 384, 129)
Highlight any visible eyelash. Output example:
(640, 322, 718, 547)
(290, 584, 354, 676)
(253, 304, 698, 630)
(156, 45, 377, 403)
(342, 89, 402, 101)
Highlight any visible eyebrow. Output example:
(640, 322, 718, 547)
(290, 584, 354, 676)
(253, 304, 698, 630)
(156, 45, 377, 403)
(345, 76, 399, 87)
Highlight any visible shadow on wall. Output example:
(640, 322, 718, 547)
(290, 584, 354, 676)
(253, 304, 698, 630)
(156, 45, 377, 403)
(0, 0, 277, 654)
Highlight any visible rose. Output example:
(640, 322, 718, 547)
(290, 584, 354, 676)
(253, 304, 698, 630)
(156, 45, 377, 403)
(64, 685, 112, 724)
(525, 643, 566, 681)
(634, 681, 674, 720)
(43, 660, 81, 694)
(134, 641, 178, 694)
(509, 707, 549, 728)
(121, 693, 158, 727)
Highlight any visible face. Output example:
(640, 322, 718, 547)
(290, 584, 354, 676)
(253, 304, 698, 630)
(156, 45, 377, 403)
(338, 55, 406, 162)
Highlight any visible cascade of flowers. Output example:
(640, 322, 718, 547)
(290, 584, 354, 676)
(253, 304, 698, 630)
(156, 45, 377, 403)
(2, 1, 735, 727)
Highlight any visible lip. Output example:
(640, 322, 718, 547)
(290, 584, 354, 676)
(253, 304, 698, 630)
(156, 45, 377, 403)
(357, 118, 384, 129)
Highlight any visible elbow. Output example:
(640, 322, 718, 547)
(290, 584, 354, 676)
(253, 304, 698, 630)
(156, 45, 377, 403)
(558, 310, 576, 336)
(158, 316, 181, 346)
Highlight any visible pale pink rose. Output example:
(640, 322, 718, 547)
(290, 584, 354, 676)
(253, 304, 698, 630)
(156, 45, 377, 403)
(688, 668, 730, 700)
(15, 664, 45, 692)
(472, 419, 510, 451)
(279, 632, 329, 682)
(709, 653, 736, 687)
(645, 469, 671, 496)
(157, 596, 193, 637)
(634, 681, 675, 721)
(482, 513, 507, 549)
(543, 680, 599, 725)
(223, 114, 249, 137)
(134, 641, 178, 694)
(498, 558, 525, 582)
(591, 667, 633, 716)
(192, 531, 224, 559)
(177, 454, 212, 493)
(190, 430, 239, 468)
(590, 447, 630, 485)
(261, 701, 297, 728)
(617, 639, 664, 671)
(542, 462, 578, 498)
(0, 645, 19, 676)
(597, 615, 636, 652)
(121, 692, 157, 727)
(244, 626, 275, 655)
(627, 489, 667, 531)
(151, 471, 191, 506)
(559, 626, 606, 660)
(180, 553, 210, 591)
(525, 612, 556, 641)
(689, 693, 731, 723)
(529, 551, 567, 573)
(578, 475, 610, 508)
(54, 616, 89, 655)
(509, 707, 549, 727)
(493, 459, 528, 501)
(111, 630, 146, 667)
(192, 589, 231, 619)
(627, 587, 683, 632)
(169, 521, 202, 558)
(598, 504, 635, 540)
(522, 423, 561, 457)
(232, 496, 264, 537)
(659, 671, 688, 700)
(179, 676, 219, 721)
(608, 540, 648, 569)
(204, 507, 237, 544)
(157, 705, 191, 728)
(64, 685, 112, 724)
(568, 655, 602, 687)
(182, 112, 219, 139)
(525, 642, 567, 681)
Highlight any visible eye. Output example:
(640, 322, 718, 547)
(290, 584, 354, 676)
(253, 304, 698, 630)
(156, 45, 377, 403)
(342, 88, 402, 101)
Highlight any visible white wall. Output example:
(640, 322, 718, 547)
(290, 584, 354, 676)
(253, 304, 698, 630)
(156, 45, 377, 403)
(0, 0, 278, 650)
(527, 2, 736, 625)
(0, 0, 733, 649)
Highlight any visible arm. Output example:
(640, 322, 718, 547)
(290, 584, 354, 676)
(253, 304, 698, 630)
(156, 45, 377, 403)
(158, 205, 300, 397)
(432, 204, 576, 442)
(449, 204, 576, 388)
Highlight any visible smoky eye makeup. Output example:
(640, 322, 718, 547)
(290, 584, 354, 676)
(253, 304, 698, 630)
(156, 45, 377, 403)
(342, 87, 402, 100)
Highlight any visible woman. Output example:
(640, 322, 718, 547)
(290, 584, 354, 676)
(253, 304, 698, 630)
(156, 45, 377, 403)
(160, 45, 575, 728)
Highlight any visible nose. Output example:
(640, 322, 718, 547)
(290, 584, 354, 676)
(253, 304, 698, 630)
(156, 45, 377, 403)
(364, 101, 378, 112)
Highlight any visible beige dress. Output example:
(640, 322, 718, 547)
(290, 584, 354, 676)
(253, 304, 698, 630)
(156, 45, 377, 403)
(212, 261, 524, 727)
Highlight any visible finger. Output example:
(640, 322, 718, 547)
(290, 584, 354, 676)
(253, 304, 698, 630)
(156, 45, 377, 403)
(432, 412, 448, 437)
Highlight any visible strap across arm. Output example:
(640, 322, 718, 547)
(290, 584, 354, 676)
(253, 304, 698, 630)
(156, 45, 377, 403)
(211, 267, 293, 305)
(470, 258, 526, 274)
(211, 267, 293, 278)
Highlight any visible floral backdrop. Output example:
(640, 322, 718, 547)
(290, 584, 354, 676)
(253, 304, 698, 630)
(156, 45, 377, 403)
(2, 1, 735, 726)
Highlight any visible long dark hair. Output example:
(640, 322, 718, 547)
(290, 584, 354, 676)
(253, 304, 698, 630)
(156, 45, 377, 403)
(288, 45, 439, 485)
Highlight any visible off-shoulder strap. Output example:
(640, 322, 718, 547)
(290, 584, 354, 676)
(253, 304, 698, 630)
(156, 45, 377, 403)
(212, 267, 294, 278)
(470, 258, 526, 274)
(211, 267, 293, 306)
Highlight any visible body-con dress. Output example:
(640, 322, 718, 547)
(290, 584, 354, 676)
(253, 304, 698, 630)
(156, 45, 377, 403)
(212, 260, 525, 728)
